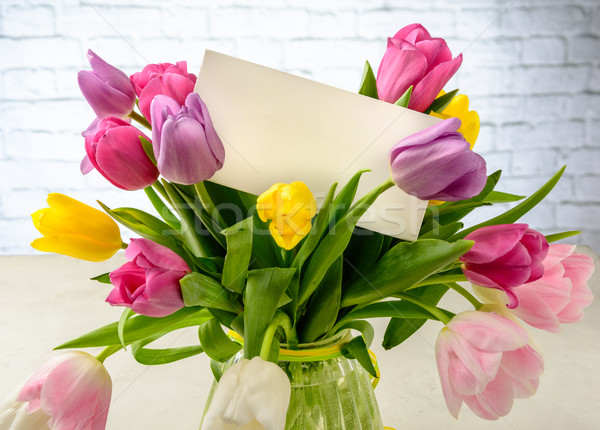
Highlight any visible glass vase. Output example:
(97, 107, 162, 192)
(201, 330, 384, 429)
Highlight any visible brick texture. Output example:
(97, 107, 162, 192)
(0, 0, 599, 253)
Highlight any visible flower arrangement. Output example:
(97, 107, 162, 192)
(0, 23, 595, 430)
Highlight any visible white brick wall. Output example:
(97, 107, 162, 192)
(1, 0, 599, 254)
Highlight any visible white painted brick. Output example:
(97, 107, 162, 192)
(286, 0, 386, 12)
(480, 152, 511, 175)
(500, 120, 585, 150)
(161, 8, 209, 38)
(477, 95, 526, 120)
(55, 68, 84, 99)
(593, 7, 600, 35)
(455, 8, 503, 40)
(0, 38, 81, 68)
(309, 11, 358, 38)
(570, 36, 600, 64)
(80, 7, 162, 38)
(590, 66, 600, 92)
(0, 161, 84, 190)
(522, 37, 567, 65)
(52, 131, 86, 162)
(0, 100, 91, 133)
(556, 204, 600, 231)
(358, 9, 455, 39)
(235, 38, 285, 69)
(501, 174, 573, 204)
(510, 66, 590, 95)
(2, 189, 49, 219)
(458, 67, 505, 96)
(583, 231, 600, 251)
(0, 220, 40, 255)
(3, 5, 54, 37)
(2, 69, 56, 100)
(209, 9, 310, 39)
(473, 123, 496, 153)
(525, 95, 571, 121)
(564, 149, 600, 175)
(577, 176, 600, 201)
(511, 148, 559, 176)
(285, 39, 381, 70)
(86, 37, 149, 69)
(515, 201, 556, 230)
(569, 93, 600, 119)
(588, 119, 600, 147)
(501, 7, 590, 36)
(4, 130, 54, 160)
(462, 38, 522, 66)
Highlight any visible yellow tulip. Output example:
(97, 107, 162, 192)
(430, 91, 480, 149)
(31, 193, 123, 262)
(256, 182, 317, 250)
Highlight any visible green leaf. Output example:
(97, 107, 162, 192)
(340, 300, 453, 323)
(341, 239, 473, 307)
(298, 177, 393, 306)
(244, 267, 296, 358)
(118, 308, 135, 349)
(334, 320, 374, 347)
(144, 186, 181, 230)
(299, 256, 343, 343)
(221, 218, 253, 293)
(55, 307, 212, 349)
(420, 221, 464, 240)
(180, 272, 242, 313)
(394, 85, 413, 108)
(546, 230, 581, 243)
(139, 136, 157, 165)
(210, 359, 224, 382)
(425, 88, 459, 114)
(358, 61, 378, 99)
(198, 319, 242, 362)
(484, 190, 526, 204)
(450, 166, 566, 241)
(131, 335, 204, 365)
(91, 273, 111, 284)
(341, 336, 377, 378)
(328, 170, 369, 229)
(382, 284, 448, 350)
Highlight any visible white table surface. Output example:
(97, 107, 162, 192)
(1, 249, 599, 430)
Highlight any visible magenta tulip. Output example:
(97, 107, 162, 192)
(107, 238, 190, 317)
(84, 117, 159, 190)
(377, 23, 463, 112)
(460, 224, 549, 308)
(150, 92, 225, 185)
(436, 311, 543, 420)
(130, 61, 197, 121)
(481, 244, 594, 333)
(0, 351, 112, 430)
(78, 50, 136, 119)
(389, 117, 486, 201)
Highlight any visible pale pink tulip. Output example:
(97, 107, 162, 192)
(0, 351, 112, 430)
(436, 311, 543, 420)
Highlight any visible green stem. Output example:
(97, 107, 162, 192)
(259, 311, 297, 361)
(395, 292, 451, 325)
(194, 182, 227, 229)
(445, 282, 482, 310)
(408, 273, 467, 289)
(127, 110, 151, 130)
(96, 345, 122, 364)
(144, 186, 181, 230)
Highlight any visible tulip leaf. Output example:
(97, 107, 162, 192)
(221, 218, 253, 294)
(139, 136, 157, 165)
(341, 336, 377, 378)
(210, 359, 224, 382)
(450, 166, 566, 241)
(420, 221, 464, 240)
(198, 319, 242, 362)
(339, 300, 453, 324)
(358, 60, 378, 99)
(334, 320, 374, 347)
(91, 272, 111, 284)
(340, 239, 473, 307)
(425, 88, 459, 114)
(244, 267, 297, 358)
(382, 284, 448, 350)
(118, 308, 135, 350)
(328, 169, 369, 229)
(394, 85, 413, 108)
(299, 256, 343, 343)
(298, 177, 393, 306)
(55, 307, 212, 349)
(144, 185, 181, 230)
(546, 230, 581, 243)
(343, 228, 385, 286)
(131, 335, 205, 365)
(484, 190, 526, 203)
(180, 272, 242, 313)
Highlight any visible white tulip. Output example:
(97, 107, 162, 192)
(202, 356, 291, 430)
(0, 387, 50, 430)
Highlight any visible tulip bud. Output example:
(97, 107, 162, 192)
(78, 49, 136, 119)
(460, 224, 549, 308)
(31, 193, 123, 262)
(84, 117, 159, 190)
(389, 117, 487, 201)
(150, 93, 225, 185)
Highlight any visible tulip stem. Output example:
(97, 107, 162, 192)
(259, 311, 297, 361)
(445, 282, 482, 310)
(408, 273, 467, 289)
(394, 292, 452, 324)
(145, 186, 181, 230)
(96, 345, 123, 364)
(128, 110, 151, 130)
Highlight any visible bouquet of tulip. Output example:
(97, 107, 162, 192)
(1, 24, 595, 430)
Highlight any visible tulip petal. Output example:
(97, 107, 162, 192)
(415, 38, 452, 75)
(435, 329, 464, 418)
(463, 369, 514, 420)
(393, 23, 431, 44)
(448, 311, 528, 352)
(86, 49, 135, 100)
(138, 73, 196, 120)
(130, 269, 185, 317)
(409, 53, 463, 112)
(128, 238, 189, 273)
(31, 235, 120, 262)
(150, 95, 182, 157)
(462, 224, 529, 264)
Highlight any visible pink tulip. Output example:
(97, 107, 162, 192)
(84, 117, 159, 190)
(483, 245, 594, 333)
(376, 23, 463, 112)
(389, 117, 487, 201)
(460, 224, 549, 308)
(130, 61, 197, 121)
(151, 93, 225, 185)
(436, 311, 543, 420)
(107, 238, 190, 317)
(78, 50, 136, 119)
(0, 351, 112, 430)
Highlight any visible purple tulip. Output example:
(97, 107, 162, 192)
(84, 117, 159, 190)
(78, 50, 136, 119)
(460, 224, 549, 308)
(150, 92, 225, 185)
(107, 238, 190, 317)
(389, 117, 487, 201)
(376, 24, 463, 112)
